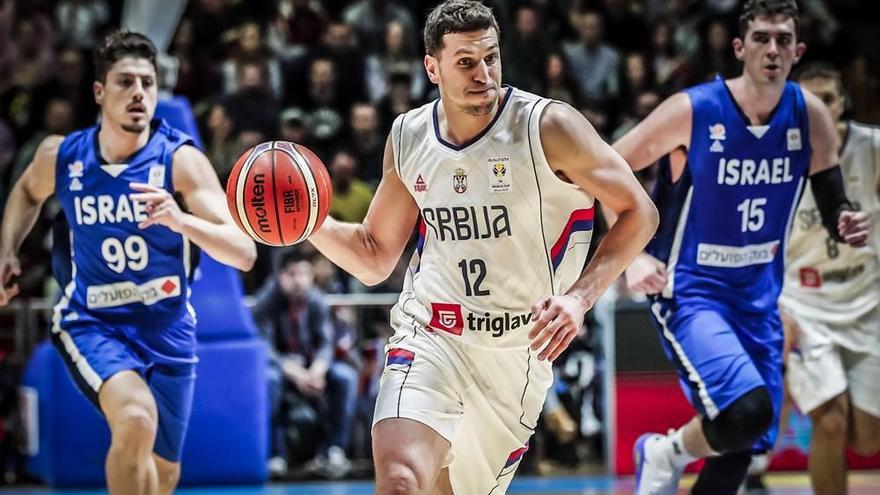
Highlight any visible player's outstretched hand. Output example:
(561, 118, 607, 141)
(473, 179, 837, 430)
(528, 294, 589, 362)
(130, 183, 185, 232)
(0, 253, 21, 307)
(624, 252, 668, 295)
(838, 210, 869, 248)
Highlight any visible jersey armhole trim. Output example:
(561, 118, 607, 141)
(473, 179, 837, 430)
(395, 112, 406, 179)
(527, 98, 556, 295)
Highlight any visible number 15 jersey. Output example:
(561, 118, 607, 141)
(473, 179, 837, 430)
(648, 76, 812, 314)
(390, 87, 595, 349)
(53, 119, 196, 326)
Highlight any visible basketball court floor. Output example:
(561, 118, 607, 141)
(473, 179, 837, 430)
(3, 473, 880, 495)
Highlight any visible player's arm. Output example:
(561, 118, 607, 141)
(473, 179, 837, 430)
(130, 145, 257, 271)
(0, 135, 62, 305)
(529, 102, 659, 361)
(308, 135, 419, 286)
(804, 90, 869, 247)
(607, 93, 692, 294)
(613, 92, 692, 172)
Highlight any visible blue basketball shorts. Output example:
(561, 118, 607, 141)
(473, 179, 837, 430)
(648, 296, 784, 452)
(50, 312, 197, 462)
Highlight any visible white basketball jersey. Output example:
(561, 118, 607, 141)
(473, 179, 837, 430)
(780, 121, 880, 325)
(389, 87, 595, 349)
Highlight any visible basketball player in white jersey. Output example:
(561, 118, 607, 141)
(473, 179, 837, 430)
(307, 1, 658, 493)
(778, 64, 880, 495)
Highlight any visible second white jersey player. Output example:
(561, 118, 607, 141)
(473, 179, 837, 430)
(780, 120, 880, 349)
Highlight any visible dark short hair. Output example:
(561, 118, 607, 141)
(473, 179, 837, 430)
(739, 0, 800, 37)
(423, 0, 500, 57)
(279, 248, 313, 269)
(93, 31, 158, 82)
(794, 63, 845, 95)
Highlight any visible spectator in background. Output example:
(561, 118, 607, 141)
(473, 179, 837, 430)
(343, 102, 384, 183)
(54, 0, 110, 50)
(563, 10, 619, 101)
(314, 21, 367, 107)
(599, 0, 649, 53)
(1, 14, 54, 144)
(649, 18, 689, 93)
(278, 107, 314, 148)
(171, 18, 220, 105)
(268, 0, 328, 60)
(689, 18, 739, 85)
(31, 47, 99, 130)
(328, 149, 374, 224)
(222, 21, 283, 99)
(365, 19, 425, 104)
(11, 99, 74, 184)
(376, 70, 416, 133)
(501, 5, 550, 94)
(203, 102, 239, 184)
(342, 0, 416, 56)
(253, 250, 357, 479)
(223, 60, 279, 140)
(611, 90, 660, 142)
(542, 51, 582, 108)
(0, 122, 14, 211)
(612, 52, 655, 124)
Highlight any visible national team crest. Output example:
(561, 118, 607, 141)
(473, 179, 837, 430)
(68, 160, 84, 178)
(453, 168, 467, 194)
(709, 123, 726, 141)
(148, 165, 166, 187)
(488, 157, 511, 193)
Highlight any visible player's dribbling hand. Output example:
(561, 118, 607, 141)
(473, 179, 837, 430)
(0, 253, 21, 307)
(838, 210, 870, 248)
(528, 294, 589, 362)
(624, 252, 668, 295)
(130, 183, 185, 232)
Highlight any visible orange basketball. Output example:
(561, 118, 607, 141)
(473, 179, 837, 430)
(226, 141, 332, 246)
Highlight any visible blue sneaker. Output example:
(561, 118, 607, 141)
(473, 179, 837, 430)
(634, 433, 683, 495)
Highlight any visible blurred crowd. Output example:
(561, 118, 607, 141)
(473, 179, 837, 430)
(1, 0, 879, 482)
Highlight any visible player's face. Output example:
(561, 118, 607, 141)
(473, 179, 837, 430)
(800, 77, 845, 122)
(425, 28, 502, 116)
(734, 15, 805, 84)
(94, 57, 157, 134)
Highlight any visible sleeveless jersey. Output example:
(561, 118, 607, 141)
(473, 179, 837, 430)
(390, 87, 595, 349)
(53, 119, 196, 325)
(780, 121, 880, 325)
(648, 76, 811, 314)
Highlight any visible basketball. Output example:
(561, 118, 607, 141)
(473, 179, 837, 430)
(226, 141, 333, 246)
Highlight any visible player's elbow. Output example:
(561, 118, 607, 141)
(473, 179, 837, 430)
(235, 243, 258, 272)
(356, 264, 393, 287)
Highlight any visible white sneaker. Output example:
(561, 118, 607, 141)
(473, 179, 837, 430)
(267, 456, 288, 478)
(634, 433, 683, 495)
(323, 446, 352, 479)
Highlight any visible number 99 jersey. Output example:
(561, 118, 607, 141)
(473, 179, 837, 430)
(53, 120, 196, 326)
(390, 87, 595, 349)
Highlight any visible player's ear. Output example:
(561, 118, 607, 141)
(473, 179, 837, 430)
(93, 80, 105, 106)
(793, 41, 806, 63)
(424, 54, 440, 85)
(732, 37, 745, 61)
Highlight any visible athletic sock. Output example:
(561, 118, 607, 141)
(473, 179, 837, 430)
(666, 428, 698, 470)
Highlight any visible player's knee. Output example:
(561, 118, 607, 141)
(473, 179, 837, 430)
(376, 460, 423, 495)
(112, 404, 158, 447)
(811, 400, 848, 441)
(703, 387, 773, 453)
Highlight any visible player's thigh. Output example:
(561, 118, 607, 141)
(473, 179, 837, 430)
(99, 370, 158, 431)
(372, 417, 451, 491)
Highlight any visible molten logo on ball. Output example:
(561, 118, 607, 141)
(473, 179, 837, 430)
(251, 173, 271, 233)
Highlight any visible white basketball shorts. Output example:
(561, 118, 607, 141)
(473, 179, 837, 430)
(372, 321, 553, 494)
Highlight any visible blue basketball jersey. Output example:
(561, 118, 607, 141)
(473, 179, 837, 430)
(53, 119, 196, 325)
(648, 76, 811, 313)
